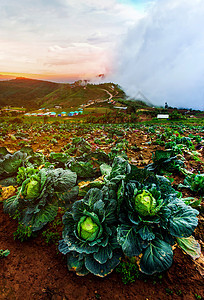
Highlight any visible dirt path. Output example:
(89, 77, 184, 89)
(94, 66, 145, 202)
(100, 88, 113, 101)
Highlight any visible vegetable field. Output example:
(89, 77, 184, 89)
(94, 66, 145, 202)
(0, 119, 203, 299)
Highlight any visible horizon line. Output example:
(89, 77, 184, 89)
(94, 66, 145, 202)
(0, 72, 105, 83)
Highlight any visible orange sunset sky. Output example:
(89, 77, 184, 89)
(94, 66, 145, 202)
(0, 0, 146, 82)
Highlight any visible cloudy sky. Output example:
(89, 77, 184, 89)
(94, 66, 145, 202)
(0, 0, 204, 109)
(110, 0, 204, 110)
(0, 0, 149, 81)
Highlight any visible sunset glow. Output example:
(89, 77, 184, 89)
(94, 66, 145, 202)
(0, 72, 102, 83)
(0, 0, 146, 82)
(1, 0, 203, 109)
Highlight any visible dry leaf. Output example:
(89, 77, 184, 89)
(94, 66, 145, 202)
(0, 185, 16, 201)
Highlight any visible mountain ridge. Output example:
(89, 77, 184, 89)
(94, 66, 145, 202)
(0, 77, 125, 109)
(0, 77, 61, 109)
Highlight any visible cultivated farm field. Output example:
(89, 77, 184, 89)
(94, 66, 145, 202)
(0, 118, 203, 300)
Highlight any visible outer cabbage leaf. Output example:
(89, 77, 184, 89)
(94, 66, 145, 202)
(104, 198, 117, 224)
(67, 252, 89, 276)
(0, 151, 27, 179)
(139, 239, 173, 275)
(107, 156, 131, 184)
(85, 251, 121, 277)
(103, 157, 131, 214)
(69, 161, 97, 178)
(72, 137, 91, 155)
(100, 163, 112, 176)
(156, 175, 178, 202)
(179, 173, 204, 195)
(168, 201, 199, 237)
(93, 234, 120, 264)
(138, 225, 155, 241)
(93, 244, 113, 264)
(30, 201, 58, 231)
(126, 165, 157, 186)
(79, 150, 110, 166)
(177, 236, 201, 260)
(49, 152, 70, 165)
(83, 188, 104, 205)
(20, 146, 45, 167)
(93, 200, 105, 220)
(58, 239, 70, 255)
(45, 168, 77, 192)
(63, 233, 99, 255)
(3, 192, 20, 215)
(117, 224, 144, 257)
(57, 186, 79, 209)
(18, 146, 34, 156)
(117, 181, 125, 213)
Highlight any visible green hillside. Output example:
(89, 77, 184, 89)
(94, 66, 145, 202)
(0, 77, 61, 109)
(38, 82, 125, 109)
(0, 77, 150, 112)
(0, 78, 126, 110)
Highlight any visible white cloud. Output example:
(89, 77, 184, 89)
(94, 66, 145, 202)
(109, 0, 204, 110)
(0, 0, 144, 77)
(46, 43, 108, 76)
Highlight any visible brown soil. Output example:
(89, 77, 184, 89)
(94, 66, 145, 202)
(0, 202, 203, 300)
(0, 124, 204, 299)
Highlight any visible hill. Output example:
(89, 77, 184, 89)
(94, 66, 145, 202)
(0, 77, 61, 109)
(0, 77, 151, 111)
(0, 78, 126, 110)
(38, 81, 125, 109)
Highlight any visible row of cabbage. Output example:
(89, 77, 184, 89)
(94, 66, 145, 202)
(0, 123, 203, 277)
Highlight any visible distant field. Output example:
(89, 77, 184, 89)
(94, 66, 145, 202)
(83, 107, 113, 114)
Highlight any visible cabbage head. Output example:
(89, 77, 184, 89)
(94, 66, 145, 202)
(59, 188, 121, 277)
(77, 215, 102, 241)
(134, 190, 158, 217)
(24, 179, 41, 199)
(20, 171, 44, 201)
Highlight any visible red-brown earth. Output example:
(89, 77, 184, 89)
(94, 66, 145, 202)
(0, 123, 204, 300)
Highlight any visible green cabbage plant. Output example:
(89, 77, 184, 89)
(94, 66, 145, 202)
(59, 188, 121, 277)
(178, 173, 204, 195)
(58, 156, 200, 277)
(0, 148, 27, 180)
(4, 168, 77, 233)
(117, 165, 199, 275)
(145, 150, 185, 175)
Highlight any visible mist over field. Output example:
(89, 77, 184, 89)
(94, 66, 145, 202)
(110, 0, 204, 110)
